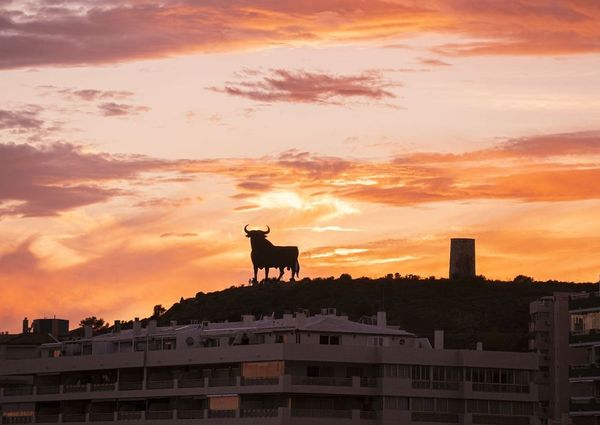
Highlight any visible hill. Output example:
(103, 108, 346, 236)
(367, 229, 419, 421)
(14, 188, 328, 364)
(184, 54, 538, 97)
(157, 275, 596, 352)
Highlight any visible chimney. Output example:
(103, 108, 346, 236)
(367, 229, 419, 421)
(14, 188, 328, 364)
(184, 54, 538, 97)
(84, 325, 93, 339)
(114, 320, 121, 333)
(295, 312, 306, 328)
(148, 319, 157, 334)
(133, 317, 141, 335)
(242, 314, 254, 324)
(377, 312, 387, 328)
(283, 313, 294, 326)
(434, 330, 444, 350)
(476, 341, 483, 351)
(22, 317, 29, 334)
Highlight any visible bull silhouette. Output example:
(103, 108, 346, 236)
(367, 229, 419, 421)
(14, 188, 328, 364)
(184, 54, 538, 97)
(244, 225, 300, 284)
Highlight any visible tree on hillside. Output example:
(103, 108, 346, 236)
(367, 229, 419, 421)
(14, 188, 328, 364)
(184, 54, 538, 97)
(152, 304, 166, 319)
(79, 316, 109, 331)
(513, 275, 534, 284)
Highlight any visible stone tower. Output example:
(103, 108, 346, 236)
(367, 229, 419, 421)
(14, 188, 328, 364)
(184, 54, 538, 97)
(449, 238, 476, 280)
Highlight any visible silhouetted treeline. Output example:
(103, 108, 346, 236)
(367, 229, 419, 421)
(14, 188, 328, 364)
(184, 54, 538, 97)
(155, 275, 596, 352)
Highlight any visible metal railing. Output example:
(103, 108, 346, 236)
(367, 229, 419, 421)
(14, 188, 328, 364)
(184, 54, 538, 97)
(291, 409, 352, 419)
(146, 380, 174, 390)
(35, 386, 60, 395)
(176, 410, 205, 420)
(118, 381, 143, 391)
(34, 415, 58, 423)
(291, 376, 352, 387)
(61, 414, 86, 423)
(177, 378, 204, 388)
(91, 383, 116, 392)
(240, 409, 278, 418)
(207, 410, 236, 418)
(146, 411, 173, 420)
(89, 413, 114, 422)
(241, 377, 279, 386)
(472, 383, 529, 393)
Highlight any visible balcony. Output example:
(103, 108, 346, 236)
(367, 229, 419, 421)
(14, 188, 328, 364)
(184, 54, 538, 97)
(570, 293, 600, 312)
(1, 374, 382, 400)
(570, 332, 600, 345)
(571, 399, 600, 414)
(0, 408, 380, 424)
(571, 365, 600, 380)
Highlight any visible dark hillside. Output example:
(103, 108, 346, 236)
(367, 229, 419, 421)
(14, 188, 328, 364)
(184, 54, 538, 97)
(159, 276, 596, 352)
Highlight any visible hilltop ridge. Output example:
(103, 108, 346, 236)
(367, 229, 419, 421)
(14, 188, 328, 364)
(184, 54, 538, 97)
(155, 275, 595, 352)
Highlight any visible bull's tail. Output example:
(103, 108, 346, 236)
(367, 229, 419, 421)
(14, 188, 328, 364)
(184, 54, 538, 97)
(295, 260, 300, 279)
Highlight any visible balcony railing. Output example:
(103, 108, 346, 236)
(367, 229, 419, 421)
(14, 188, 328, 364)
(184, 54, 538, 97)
(3, 386, 33, 396)
(145, 411, 173, 420)
(571, 365, 600, 379)
(34, 415, 58, 423)
(291, 376, 352, 387)
(241, 377, 279, 386)
(91, 383, 116, 392)
(61, 414, 86, 423)
(570, 293, 600, 311)
(207, 410, 235, 418)
(177, 378, 204, 388)
(117, 411, 143, 421)
(146, 380, 174, 390)
(571, 399, 600, 413)
(176, 410, 205, 420)
(63, 385, 87, 393)
(207, 377, 236, 387)
(118, 381, 143, 391)
(570, 333, 600, 345)
(472, 383, 529, 393)
(291, 409, 352, 419)
(36, 386, 60, 395)
(412, 412, 459, 423)
(240, 409, 278, 418)
(89, 413, 114, 422)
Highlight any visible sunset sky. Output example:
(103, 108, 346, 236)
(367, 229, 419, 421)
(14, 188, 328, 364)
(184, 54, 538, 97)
(1, 0, 600, 332)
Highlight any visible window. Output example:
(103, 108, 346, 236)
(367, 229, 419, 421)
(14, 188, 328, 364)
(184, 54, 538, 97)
(412, 365, 430, 381)
(319, 335, 341, 345)
(384, 364, 410, 378)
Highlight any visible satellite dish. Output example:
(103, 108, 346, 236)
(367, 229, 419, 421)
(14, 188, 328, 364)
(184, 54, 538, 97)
(185, 337, 194, 346)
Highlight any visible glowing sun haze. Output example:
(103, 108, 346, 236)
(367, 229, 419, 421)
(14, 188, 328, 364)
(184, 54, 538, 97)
(1, 0, 600, 332)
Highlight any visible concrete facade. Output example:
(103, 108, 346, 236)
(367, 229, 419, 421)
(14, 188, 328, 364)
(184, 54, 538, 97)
(1, 311, 540, 425)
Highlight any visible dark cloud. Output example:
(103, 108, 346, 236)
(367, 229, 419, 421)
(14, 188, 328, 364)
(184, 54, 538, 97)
(0, 142, 166, 216)
(39, 86, 134, 101)
(97, 102, 150, 117)
(0, 106, 43, 131)
(418, 57, 451, 66)
(0, 1, 598, 70)
(211, 69, 398, 105)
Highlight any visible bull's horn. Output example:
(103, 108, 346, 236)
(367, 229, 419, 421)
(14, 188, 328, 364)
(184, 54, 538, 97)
(244, 224, 250, 234)
(264, 225, 270, 235)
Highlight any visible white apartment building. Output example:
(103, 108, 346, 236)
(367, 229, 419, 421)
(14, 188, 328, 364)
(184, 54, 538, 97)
(1, 309, 540, 425)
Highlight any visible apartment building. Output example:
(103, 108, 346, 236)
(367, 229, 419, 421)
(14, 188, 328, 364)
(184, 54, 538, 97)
(1, 309, 540, 425)
(569, 292, 600, 424)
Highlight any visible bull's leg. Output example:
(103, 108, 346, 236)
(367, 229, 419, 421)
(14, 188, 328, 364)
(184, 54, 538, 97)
(277, 267, 284, 281)
(264, 267, 270, 282)
(252, 265, 259, 284)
